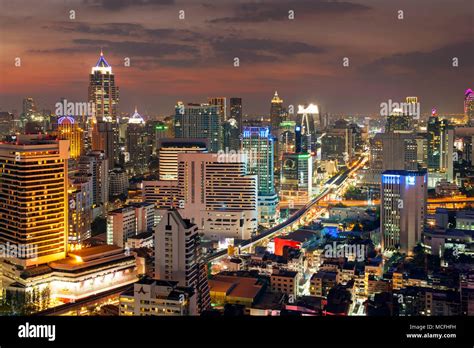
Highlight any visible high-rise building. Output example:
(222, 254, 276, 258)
(174, 102, 221, 152)
(280, 152, 313, 206)
(107, 202, 154, 248)
(222, 118, 240, 152)
(464, 89, 474, 125)
(381, 170, 427, 255)
(0, 112, 14, 138)
(158, 138, 208, 181)
(179, 152, 258, 240)
(385, 110, 412, 133)
(321, 120, 354, 165)
(78, 151, 109, 216)
(21, 97, 36, 128)
(126, 108, 149, 175)
(57, 116, 84, 159)
(367, 132, 418, 185)
(154, 209, 211, 313)
(92, 121, 115, 169)
(208, 97, 227, 123)
(109, 168, 129, 198)
(229, 97, 243, 133)
(68, 174, 93, 245)
(427, 116, 454, 186)
(270, 91, 284, 135)
(242, 126, 279, 225)
(89, 51, 119, 164)
(0, 135, 69, 266)
(296, 104, 319, 151)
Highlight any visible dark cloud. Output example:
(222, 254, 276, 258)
(208, 0, 371, 24)
(360, 40, 474, 77)
(210, 37, 325, 63)
(84, 0, 175, 11)
(44, 22, 199, 41)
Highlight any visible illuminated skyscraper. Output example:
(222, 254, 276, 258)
(0, 135, 69, 266)
(381, 170, 427, 255)
(465, 88, 474, 125)
(296, 104, 319, 151)
(208, 97, 227, 123)
(57, 115, 84, 159)
(242, 126, 279, 225)
(89, 51, 119, 165)
(78, 151, 109, 215)
(230, 97, 243, 133)
(174, 102, 221, 152)
(126, 108, 149, 175)
(427, 115, 454, 186)
(270, 91, 284, 135)
(280, 152, 313, 206)
(223, 118, 240, 151)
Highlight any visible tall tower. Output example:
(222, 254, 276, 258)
(0, 135, 69, 267)
(154, 209, 211, 313)
(126, 108, 148, 175)
(270, 91, 284, 135)
(230, 97, 243, 133)
(464, 88, 474, 125)
(89, 51, 119, 166)
(242, 126, 279, 225)
(381, 170, 427, 255)
(57, 116, 84, 159)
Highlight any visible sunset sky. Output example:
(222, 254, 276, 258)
(0, 0, 472, 117)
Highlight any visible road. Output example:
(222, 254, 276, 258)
(206, 154, 368, 263)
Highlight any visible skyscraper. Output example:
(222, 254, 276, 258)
(427, 115, 454, 186)
(174, 102, 221, 152)
(230, 97, 243, 132)
(89, 51, 119, 164)
(78, 151, 109, 215)
(154, 208, 211, 314)
(57, 116, 84, 159)
(270, 91, 284, 135)
(464, 88, 474, 125)
(242, 126, 279, 225)
(92, 121, 115, 169)
(381, 170, 427, 255)
(0, 135, 69, 266)
(222, 118, 240, 151)
(126, 108, 149, 175)
(296, 104, 318, 152)
(280, 152, 313, 206)
(208, 97, 227, 123)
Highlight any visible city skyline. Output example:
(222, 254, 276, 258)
(1, 0, 473, 116)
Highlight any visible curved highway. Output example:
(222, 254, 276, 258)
(205, 155, 367, 263)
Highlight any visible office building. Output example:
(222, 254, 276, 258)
(158, 138, 208, 181)
(321, 119, 354, 165)
(109, 167, 129, 198)
(88, 51, 120, 164)
(154, 209, 211, 313)
(427, 116, 454, 186)
(78, 151, 109, 215)
(57, 115, 84, 159)
(280, 152, 313, 206)
(107, 202, 155, 248)
(381, 170, 427, 255)
(222, 118, 241, 151)
(296, 104, 318, 151)
(242, 126, 279, 225)
(126, 108, 149, 175)
(68, 174, 93, 245)
(119, 277, 197, 316)
(465, 88, 474, 125)
(270, 91, 284, 135)
(179, 153, 258, 240)
(174, 102, 221, 152)
(229, 97, 243, 133)
(0, 135, 69, 266)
